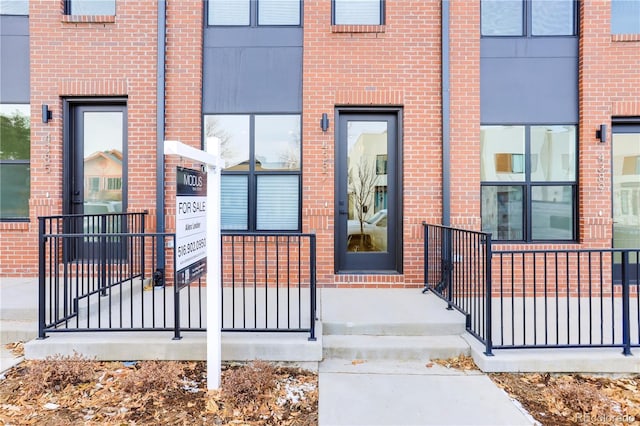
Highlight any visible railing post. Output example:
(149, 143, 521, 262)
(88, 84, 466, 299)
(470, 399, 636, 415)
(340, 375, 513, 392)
(309, 235, 317, 341)
(621, 250, 632, 356)
(445, 227, 453, 310)
(422, 223, 429, 293)
(173, 235, 182, 340)
(38, 218, 47, 339)
(100, 214, 108, 296)
(484, 233, 494, 356)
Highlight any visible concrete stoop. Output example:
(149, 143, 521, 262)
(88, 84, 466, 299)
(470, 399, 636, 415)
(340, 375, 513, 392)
(0, 320, 38, 345)
(24, 324, 323, 363)
(320, 289, 471, 363)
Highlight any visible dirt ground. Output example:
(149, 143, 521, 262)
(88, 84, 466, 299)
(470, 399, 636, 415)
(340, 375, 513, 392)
(433, 355, 640, 426)
(0, 347, 317, 425)
(3, 345, 640, 426)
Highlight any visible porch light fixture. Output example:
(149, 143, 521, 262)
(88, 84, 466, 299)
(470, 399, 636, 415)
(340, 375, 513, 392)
(596, 124, 607, 143)
(320, 113, 329, 132)
(42, 104, 52, 123)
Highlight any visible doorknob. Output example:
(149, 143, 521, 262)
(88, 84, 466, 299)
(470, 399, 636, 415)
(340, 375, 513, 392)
(339, 210, 348, 215)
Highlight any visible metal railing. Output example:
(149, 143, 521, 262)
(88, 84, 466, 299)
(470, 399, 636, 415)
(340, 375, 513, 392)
(423, 223, 492, 351)
(221, 232, 317, 341)
(424, 222, 640, 356)
(38, 213, 316, 341)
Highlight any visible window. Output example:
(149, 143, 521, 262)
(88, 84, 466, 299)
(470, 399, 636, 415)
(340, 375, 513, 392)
(208, 0, 300, 26)
(204, 114, 301, 231)
(0, 104, 30, 220)
(480, 125, 577, 241)
(612, 0, 640, 34)
(65, 0, 115, 16)
(333, 0, 384, 25)
(0, 0, 28, 15)
(481, 0, 576, 36)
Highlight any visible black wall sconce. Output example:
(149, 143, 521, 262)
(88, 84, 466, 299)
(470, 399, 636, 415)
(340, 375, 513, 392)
(320, 113, 329, 132)
(595, 124, 607, 143)
(42, 104, 52, 123)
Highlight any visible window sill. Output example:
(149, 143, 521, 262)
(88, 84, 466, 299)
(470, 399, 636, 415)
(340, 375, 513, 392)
(331, 24, 385, 34)
(0, 221, 30, 231)
(61, 15, 116, 24)
(611, 34, 640, 42)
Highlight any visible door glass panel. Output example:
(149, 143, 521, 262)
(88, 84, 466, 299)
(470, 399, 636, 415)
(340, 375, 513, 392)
(83, 112, 123, 216)
(613, 132, 640, 261)
(346, 121, 388, 252)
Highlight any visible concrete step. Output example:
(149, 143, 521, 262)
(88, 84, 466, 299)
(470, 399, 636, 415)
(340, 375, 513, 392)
(323, 334, 470, 362)
(322, 320, 465, 336)
(0, 320, 38, 344)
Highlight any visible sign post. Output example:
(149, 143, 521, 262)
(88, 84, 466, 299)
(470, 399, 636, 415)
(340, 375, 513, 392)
(164, 139, 222, 390)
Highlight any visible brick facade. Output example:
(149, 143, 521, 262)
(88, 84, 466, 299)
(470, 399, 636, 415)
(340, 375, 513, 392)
(0, 1, 638, 289)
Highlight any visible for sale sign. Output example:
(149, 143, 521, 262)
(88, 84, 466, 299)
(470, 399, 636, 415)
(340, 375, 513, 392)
(176, 167, 207, 287)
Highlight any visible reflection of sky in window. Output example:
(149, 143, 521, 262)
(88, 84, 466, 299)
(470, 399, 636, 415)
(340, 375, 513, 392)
(83, 112, 123, 157)
(255, 115, 300, 167)
(612, 0, 640, 34)
(0, 0, 29, 15)
(0, 104, 30, 118)
(205, 115, 250, 169)
(347, 121, 387, 152)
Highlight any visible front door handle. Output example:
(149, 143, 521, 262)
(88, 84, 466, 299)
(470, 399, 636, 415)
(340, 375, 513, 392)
(339, 210, 348, 215)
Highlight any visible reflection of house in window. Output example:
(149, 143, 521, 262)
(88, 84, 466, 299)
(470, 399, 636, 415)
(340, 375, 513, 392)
(376, 154, 387, 175)
(375, 185, 387, 212)
(623, 155, 640, 175)
(495, 153, 524, 173)
(84, 150, 123, 201)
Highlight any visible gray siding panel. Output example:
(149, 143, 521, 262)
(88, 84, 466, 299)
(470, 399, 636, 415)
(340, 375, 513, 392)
(481, 38, 578, 124)
(204, 27, 303, 48)
(0, 19, 29, 103)
(203, 46, 302, 113)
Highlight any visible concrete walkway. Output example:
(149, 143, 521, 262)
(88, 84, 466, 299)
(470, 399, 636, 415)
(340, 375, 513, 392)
(318, 359, 536, 426)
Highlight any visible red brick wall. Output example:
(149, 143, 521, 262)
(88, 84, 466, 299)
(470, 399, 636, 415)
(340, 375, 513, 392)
(0, 0, 202, 276)
(578, 0, 640, 246)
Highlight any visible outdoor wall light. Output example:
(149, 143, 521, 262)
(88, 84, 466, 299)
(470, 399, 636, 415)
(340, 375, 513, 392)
(320, 113, 329, 132)
(42, 104, 52, 123)
(596, 124, 607, 143)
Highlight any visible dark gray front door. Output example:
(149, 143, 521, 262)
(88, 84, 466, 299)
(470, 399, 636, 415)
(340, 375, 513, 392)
(336, 111, 401, 272)
(612, 123, 640, 282)
(65, 102, 127, 260)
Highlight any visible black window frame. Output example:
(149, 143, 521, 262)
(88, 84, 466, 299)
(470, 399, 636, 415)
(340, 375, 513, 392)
(64, 0, 116, 16)
(0, 103, 30, 222)
(206, 0, 302, 27)
(332, 0, 385, 25)
(204, 113, 302, 232)
(480, 124, 579, 243)
(480, 0, 578, 37)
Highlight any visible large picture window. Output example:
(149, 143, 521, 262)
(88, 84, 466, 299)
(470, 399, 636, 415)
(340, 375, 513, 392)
(208, 0, 301, 26)
(0, 104, 30, 220)
(204, 114, 301, 231)
(480, 125, 577, 241)
(333, 0, 384, 25)
(481, 0, 576, 36)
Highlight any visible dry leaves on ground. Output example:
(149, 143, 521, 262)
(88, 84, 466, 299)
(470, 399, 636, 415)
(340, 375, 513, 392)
(430, 354, 479, 371)
(490, 372, 640, 426)
(0, 355, 317, 425)
(4, 342, 24, 358)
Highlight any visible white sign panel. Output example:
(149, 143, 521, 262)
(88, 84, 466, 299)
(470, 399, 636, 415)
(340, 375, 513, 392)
(176, 167, 207, 287)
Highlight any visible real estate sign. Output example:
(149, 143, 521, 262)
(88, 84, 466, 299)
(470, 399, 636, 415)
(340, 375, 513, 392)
(176, 166, 207, 287)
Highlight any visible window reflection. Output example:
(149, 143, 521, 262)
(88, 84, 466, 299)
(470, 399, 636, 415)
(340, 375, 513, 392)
(0, 104, 30, 220)
(530, 125, 576, 182)
(205, 115, 250, 170)
(480, 126, 526, 181)
(255, 115, 300, 170)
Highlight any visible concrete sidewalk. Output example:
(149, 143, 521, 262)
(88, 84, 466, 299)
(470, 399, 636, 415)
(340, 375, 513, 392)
(318, 359, 536, 426)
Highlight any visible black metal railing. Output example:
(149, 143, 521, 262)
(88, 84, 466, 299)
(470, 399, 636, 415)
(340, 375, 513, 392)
(423, 223, 492, 351)
(221, 233, 317, 341)
(38, 213, 316, 341)
(424, 222, 640, 356)
(491, 248, 640, 355)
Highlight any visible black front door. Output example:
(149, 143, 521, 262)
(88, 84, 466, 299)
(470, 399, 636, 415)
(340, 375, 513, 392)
(612, 123, 640, 282)
(336, 111, 401, 272)
(65, 102, 127, 259)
